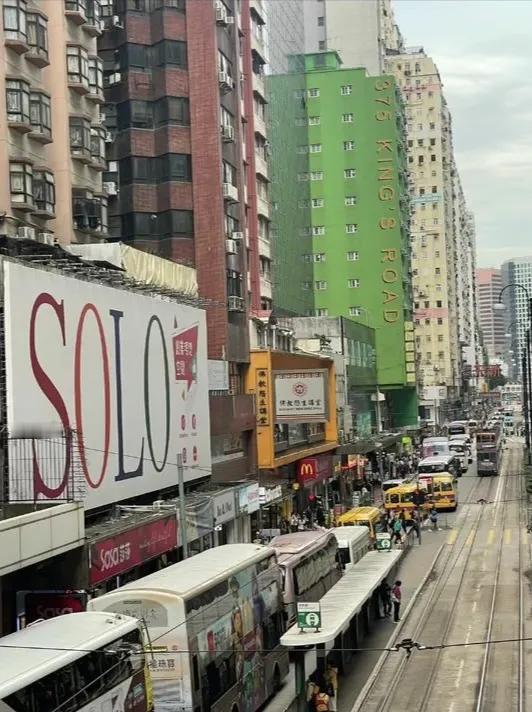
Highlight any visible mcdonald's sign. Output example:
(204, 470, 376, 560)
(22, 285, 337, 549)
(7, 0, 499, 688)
(297, 454, 332, 486)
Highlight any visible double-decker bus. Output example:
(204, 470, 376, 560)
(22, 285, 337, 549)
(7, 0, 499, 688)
(268, 530, 341, 625)
(89, 543, 289, 712)
(477, 426, 502, 476)
(0, 611, 152, 712)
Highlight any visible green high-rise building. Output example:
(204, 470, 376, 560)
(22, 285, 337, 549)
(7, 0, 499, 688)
(276, 51, 417, 426)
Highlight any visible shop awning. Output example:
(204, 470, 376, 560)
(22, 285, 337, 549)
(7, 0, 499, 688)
(336, 433, 402, 455)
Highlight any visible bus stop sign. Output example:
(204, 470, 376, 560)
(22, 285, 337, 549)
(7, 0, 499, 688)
(376, 532, 392, 551)
(297, 602, 321, 631)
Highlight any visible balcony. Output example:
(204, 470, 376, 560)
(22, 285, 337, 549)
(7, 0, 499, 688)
(255, 150, 268, 179)
(257, 195, 270, 218)
(252, 72, 266, 100)
(64, 0, 87, 24)
(260, 275, 272, 300)
(251, 30, 266, 63)
(209, 393, 256, 436)
(254, 110, 266, 138)
(223, 182, 239, 203)
(258, 235, 271, 259)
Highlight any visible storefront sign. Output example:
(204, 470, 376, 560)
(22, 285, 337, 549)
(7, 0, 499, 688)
(274, 370, 327, 422)
(259, 485, 283, 505)
(22, 591, 87, 625)
(297, 455, 332, 487)
(238, 483, 260, 514)
(183, 496, 214, 543)
(256, 368, 271, 427)
(212, 489, 235, 525)
(90, 515, 177, 586)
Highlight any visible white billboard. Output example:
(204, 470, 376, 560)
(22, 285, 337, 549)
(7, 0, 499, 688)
(274, 370, 328, 422)
(4, 261, 210, 510)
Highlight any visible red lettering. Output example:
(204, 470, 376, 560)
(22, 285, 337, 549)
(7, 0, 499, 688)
(74, 304, 111, 488)
(29, 294, 71, 498)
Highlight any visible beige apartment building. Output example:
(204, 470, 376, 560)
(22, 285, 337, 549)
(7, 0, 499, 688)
(0, 0, 105, 245)
(387, 48, 466, 412)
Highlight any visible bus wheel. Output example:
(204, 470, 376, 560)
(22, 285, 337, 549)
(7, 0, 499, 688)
(273, 666, 282, 693)
(232, 705, 239, 712)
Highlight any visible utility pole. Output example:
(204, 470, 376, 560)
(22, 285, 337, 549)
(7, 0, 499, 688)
(177, 453, 188, 559)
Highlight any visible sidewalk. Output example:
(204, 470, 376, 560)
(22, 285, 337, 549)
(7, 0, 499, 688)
(263, 526, 448, 712)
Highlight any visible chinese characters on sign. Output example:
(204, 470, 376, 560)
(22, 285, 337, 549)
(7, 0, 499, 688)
(472, 364, 501, 378)
(256, 368, 270, 427)
(274, 370, 327, 422)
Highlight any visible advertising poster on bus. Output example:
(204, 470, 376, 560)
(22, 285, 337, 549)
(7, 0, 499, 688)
(3, 260, 210, 510)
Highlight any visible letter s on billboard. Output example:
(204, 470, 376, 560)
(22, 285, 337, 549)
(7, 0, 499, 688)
(3, 261, 211, 510)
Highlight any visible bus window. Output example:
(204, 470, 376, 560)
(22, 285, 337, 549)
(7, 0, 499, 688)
(192, 654, 200, 692)
(390, 494, 400, 504)
(441, 482, 453, 492)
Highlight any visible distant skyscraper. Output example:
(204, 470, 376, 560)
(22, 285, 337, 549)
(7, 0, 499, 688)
(501, 257, 532, 377)
(476, 268, 505, 361)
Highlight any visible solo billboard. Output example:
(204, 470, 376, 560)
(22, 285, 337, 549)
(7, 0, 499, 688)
(4, 261, 210, 510)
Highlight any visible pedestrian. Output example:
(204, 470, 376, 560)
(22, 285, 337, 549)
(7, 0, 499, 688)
(306, 674, 319, 712)
(411, 509, 421, 540)
(429, 507, 438, 531)
(392, 516, 403, 546)
(391, 580, 402, 622)
(312, 677, 330, 712)
(379, 579, 392, 617)
(324, 663, 338, 711)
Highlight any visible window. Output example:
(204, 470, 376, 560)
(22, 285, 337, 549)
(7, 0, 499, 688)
(3, 0, 27, 42)
(85, 0, 101, 26)
(340, 85, 352, 95)
(349, 307, 361, 316)
(345, 196, 357, 205)
(345, 223, 358, 234)
(318, 40, 326, 50)
(436, 300, 442, 308)
(348, 278, 360, 288)
(311, 198, 324, 208)
(156, 154, 192, 181)
(27, 12, 48, 63)
(342, 113, 353, 123)
(297, 145, 308, 154)
(308, 116, 320, 125)
(297, 172, 309, 182)
(430, 138, 436, 146)
(308, 88, 320, 98)
(431, 185, 438, 193)
(317, 15, 324, 25)
(90, 125, 106, 163)
(315, 308, 329, 317)
(67, 45, 89, 89)
(6, 79, 30, 124)
(10, 162, 33, 207)
(295, 117, 306, 127)
(343, 140, 355, 151)
(438, 334, 444, 342)
(310, 171, 323, 181)
(33, 170, 55, 214)
(88, 56, 104, 97)
(347, 251, 359, 261)
(309, 143, 322, 153)
(301, 281, 312, 290)
(298, 199, 309, 209)
(151, 39, 187, 68)
(29, 91, 51, 138)
(433, 217, 439, 225)
(312, 226, 325, 236)
(315, 280, 327, 290)
(431, 154, 436, 162)
(435, 267, 441, 275)
(153, 96, 190, 126)
(121, 210, 193, 239)
(429, 122, 435, 130)
(69, 116, 91, 158)
(344, 168, 356, 178)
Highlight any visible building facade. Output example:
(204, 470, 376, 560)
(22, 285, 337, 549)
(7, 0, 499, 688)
(272, 51, 416, 426)
(476, 268, 505, 361)
(501, 257, 532, 378)
(0, 0, 106, 244)
(303, 0, 402, 76)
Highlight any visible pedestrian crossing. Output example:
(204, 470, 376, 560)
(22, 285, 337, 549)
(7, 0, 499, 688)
(446, 527, 521, 546)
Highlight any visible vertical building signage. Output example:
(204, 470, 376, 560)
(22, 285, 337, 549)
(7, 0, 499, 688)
(256, 368, 270, 427)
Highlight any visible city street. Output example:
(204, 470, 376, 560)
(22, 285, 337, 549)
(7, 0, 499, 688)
(351, 438, 529, 712)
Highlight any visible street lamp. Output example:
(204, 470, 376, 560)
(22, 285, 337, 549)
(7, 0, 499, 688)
(496, 283, 532, 462)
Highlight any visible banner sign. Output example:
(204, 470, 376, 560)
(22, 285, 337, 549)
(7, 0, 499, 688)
(274, 370, 327, 422)
(23, 591, 87, 624)
(89, 515, 177, 585)
(212, 489, 236, 525)
(297, 454, 332, 486)
(3, 261, 210, 510)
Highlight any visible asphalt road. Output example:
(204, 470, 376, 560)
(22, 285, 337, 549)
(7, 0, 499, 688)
(354, 438, 529, 712)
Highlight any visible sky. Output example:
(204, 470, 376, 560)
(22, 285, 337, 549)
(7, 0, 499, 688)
(394, 0, 532, 268)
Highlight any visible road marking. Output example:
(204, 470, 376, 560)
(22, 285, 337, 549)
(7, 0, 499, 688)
(504, 528, 512, 545)
(447, 529, 458, 545)
(448, 702, 455, 712)
(455, 658, 465, 688)
(472, 601, 477, 613)
(487, 529, 495, 545)
(465, 625, 473, 643)
(466, 530, 475, 546)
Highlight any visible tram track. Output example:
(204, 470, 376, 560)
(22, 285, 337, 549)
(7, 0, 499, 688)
(354, 443, 525, 712)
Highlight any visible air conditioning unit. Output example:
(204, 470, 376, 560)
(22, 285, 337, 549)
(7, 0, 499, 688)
(222, 182, 239, 202)
(104, 131, 114, 143)
(107, 160, 118, 173)
(37, 232, 55, 246)
(218, 70, 233, 92)
(215, 1, 227, 24)
(221, 124, 234, 142)
(225, 238, 238, 254)
(226, 14, 234, 24)
(17, 226, 36, 241)
(108, 71, 121, 85)
(111, 14, 123, 28)
(231, 231, 244, 241)
(103, 181, 118, 196)
(228, 296, 245, 312)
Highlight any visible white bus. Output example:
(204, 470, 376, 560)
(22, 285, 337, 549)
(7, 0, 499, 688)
(89, 544, 289, 712)
(330, 526, 371, 571)
(268, 530, 341, 625)
(0, 611, 152, 712)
